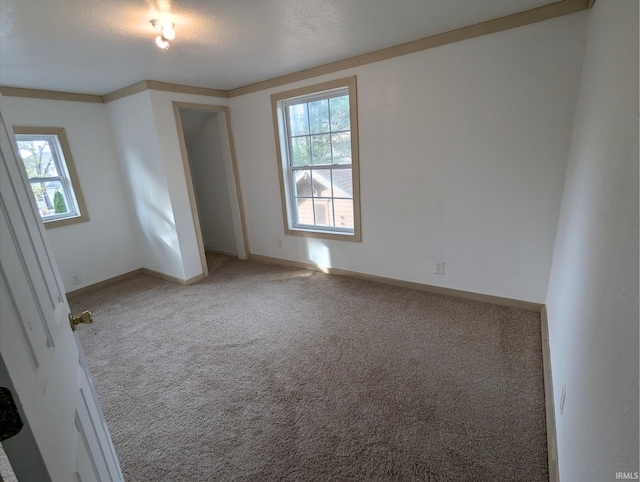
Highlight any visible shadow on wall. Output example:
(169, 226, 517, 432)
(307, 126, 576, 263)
(124, 146, 183, 276)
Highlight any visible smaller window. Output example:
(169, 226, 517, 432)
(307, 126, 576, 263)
(14, 127, 89, 228)
(272, 76, 361, 242)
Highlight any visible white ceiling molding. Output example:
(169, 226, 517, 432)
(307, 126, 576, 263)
(0, 0, 591, 102)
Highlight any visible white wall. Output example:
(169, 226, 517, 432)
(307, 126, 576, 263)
(1, 96, 141, 292)
(546, 1, 639, 480)
(106, 90, 186, 280)
(229, 13, 587, 303)
(217, 112, 248, 260)
(183, 112, 237, 254)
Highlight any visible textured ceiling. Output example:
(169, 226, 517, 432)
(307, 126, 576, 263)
(0, 0, 558, 95)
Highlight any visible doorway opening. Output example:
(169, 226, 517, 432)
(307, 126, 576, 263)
(173, 103, 249, 277)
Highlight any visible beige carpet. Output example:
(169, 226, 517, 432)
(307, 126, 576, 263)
(70, 254, 548, 481)
(0, 445, 18, 482)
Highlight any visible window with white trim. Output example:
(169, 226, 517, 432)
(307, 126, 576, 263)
(272, 76, 361, 241)
(14, 127, 89, 228)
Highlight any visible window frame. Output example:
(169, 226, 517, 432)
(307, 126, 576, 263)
(13, 127, 89, 229)
(271, 76, 361, 242)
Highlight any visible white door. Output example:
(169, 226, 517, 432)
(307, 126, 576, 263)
(0, 102, 123, 481)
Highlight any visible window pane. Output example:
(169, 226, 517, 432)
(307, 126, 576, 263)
(276, 81, 358, 236)
(331, 132, 351, 165)
(311, 134, 331, 165)
(288, 103, 309, 136)
(15, 130, 87, 226)
(311, 169, 332, 198)
(291, 136, 311, 166)
(31, 180, 71, 218)
(330, 95, 350, 132)
(313, 198, 333, 227)
(293, 170, 313, 197)
(331, 168, 353, 198)
(17, 139, 60, 178)
(333, 199, 354, 229)
(295, 197, 315, 225)
(308, 99, 329, 134)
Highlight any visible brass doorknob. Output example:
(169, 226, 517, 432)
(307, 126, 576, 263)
(69, 310, 93, 331)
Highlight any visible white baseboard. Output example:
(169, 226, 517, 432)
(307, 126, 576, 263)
(185, 273, 205, 285)
(66, 266, 206, 297)
(205, 248, 238, 257)
(140, 268, 205, 286)
(140, 267, 187, 285)
(249, 253, 542, 312)
(66, 269, 143, 297)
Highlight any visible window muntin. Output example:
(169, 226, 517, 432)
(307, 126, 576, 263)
(14, 128, 89, 227)
(272, 77, 361, 241)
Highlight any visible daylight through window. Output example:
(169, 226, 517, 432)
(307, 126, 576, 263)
(14, 128, 88, 227)
(272, 77, 361, 241)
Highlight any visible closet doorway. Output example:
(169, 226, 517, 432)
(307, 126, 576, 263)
(174, 103, 248, 276)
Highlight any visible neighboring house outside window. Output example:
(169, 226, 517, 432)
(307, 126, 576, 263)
(14, 127, 89, 228)
(272, 76, 361, 242)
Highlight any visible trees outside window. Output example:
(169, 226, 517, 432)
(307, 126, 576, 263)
(14, 127, 89, 228)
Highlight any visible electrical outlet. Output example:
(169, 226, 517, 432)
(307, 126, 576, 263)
(435, 261, 445, 275)
(71, 272, 82, 285)
(277, 239, 283, 249)
(560, 384, 566, 415)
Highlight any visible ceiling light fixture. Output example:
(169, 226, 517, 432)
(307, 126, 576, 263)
(155, 35, 170, 50)
(151, 19, 175, 50)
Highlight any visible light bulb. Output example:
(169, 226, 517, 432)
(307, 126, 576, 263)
(161, 25, 175, 40)
(155, 35, 170, 49)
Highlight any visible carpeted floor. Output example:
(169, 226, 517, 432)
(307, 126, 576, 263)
(70, 254, 548, 481)
(0, 445, 18, 482)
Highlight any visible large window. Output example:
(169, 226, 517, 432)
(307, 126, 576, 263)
(272, 76, 361, 241)
(14, 127, 89, 228)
